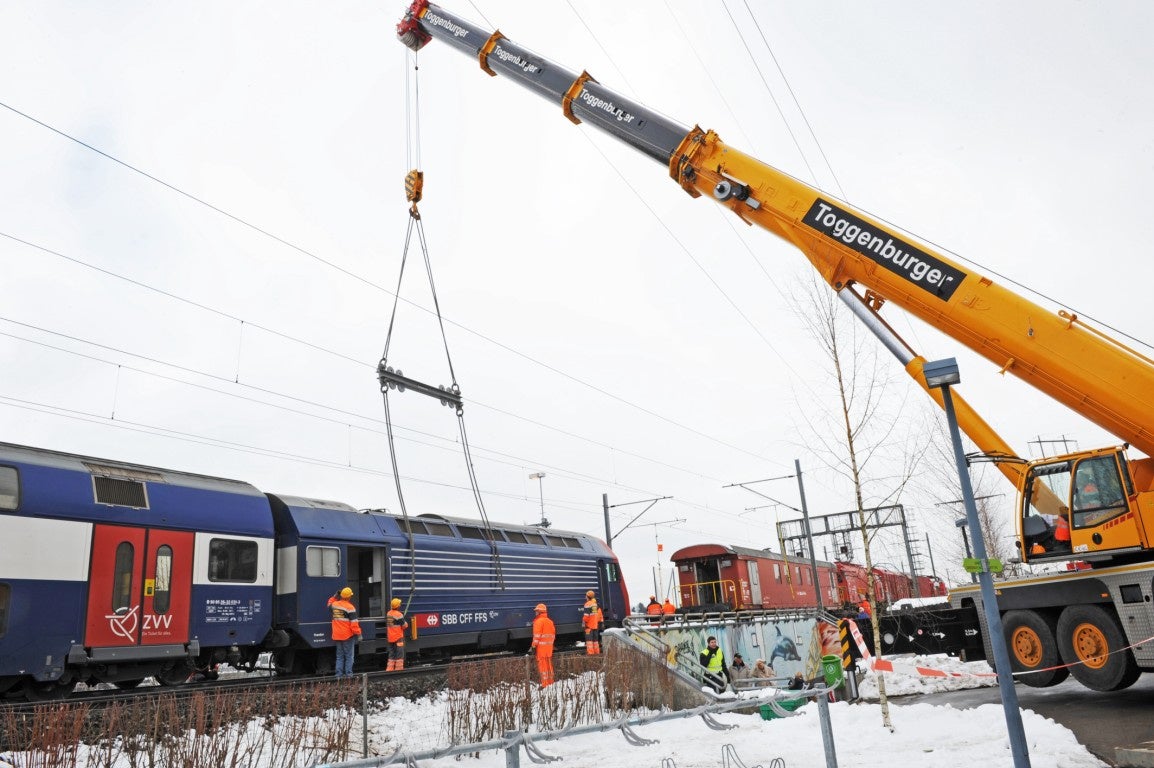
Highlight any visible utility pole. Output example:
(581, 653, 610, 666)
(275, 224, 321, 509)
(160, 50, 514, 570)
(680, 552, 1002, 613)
(602, 494, 672, 547)
(925, 532, 938, 581)
(937, 495, 1000, 585)
(724, 460, 823, 610)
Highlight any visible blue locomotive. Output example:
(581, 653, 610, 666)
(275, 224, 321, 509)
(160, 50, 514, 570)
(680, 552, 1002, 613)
(0, 442, 629, 699)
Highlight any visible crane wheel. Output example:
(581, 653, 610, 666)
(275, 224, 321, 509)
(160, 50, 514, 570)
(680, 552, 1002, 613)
(1001, 609, 1067, 688)
(1057, 604, 1140, 691)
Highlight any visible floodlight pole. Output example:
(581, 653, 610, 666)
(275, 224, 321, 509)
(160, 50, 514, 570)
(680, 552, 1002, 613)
(926, 357, 1030, 768)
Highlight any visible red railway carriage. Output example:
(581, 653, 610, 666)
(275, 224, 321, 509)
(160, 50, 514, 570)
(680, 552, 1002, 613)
(916, 574, 948, 598)
(834, 561, 870, 606)
(670, 544, 839, 611)
(671, 544, 940, 613)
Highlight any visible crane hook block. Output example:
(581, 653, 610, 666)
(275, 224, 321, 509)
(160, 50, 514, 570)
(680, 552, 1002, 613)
(397, 0, 431, 51)
(405, 169, 424, 204)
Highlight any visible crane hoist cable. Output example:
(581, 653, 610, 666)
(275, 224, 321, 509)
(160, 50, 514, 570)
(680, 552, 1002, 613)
(378, 49, 505, 595)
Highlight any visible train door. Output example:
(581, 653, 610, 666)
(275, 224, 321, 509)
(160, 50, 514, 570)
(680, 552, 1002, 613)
(597, 559, 621, 618)
(347, 545, 387, 618)
(85, 525, 194, 648)
(694, 560, 721, 606)
(747, 560, 763, 608)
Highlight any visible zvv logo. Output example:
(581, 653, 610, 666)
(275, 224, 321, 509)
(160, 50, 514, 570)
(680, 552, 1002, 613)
(144, 613, 173, 631)
(106, 605, 140, 641)
(105, 605, 173, 640)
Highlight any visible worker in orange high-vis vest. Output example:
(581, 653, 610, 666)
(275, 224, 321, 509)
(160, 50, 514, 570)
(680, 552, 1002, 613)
(385, 597, 409, 671)
(327, 587, 362, 678)
(529, 603, 556, 686)
(662, 598, 676, 616)
(1054, 512, 1071, 547)
(582, 590, 603, 655)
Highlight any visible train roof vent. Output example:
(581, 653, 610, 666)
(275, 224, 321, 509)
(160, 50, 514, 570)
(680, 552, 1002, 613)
(93, 475, 149, 509)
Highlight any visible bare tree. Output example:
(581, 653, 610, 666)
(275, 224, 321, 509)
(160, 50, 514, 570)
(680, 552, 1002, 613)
(789, 275, 931, 731)
(912, 407, 1015, 586)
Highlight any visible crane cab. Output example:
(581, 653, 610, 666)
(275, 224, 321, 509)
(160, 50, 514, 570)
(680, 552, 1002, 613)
(1019, 447, 1153, 564)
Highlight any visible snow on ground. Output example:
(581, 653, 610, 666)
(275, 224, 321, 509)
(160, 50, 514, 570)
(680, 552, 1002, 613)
(1, 654, 1108, 768)
(357, 654, 1104, 768)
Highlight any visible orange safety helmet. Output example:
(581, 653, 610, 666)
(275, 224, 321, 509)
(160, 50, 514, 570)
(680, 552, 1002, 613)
(391, 598, 402, 609)
(535, 603, 547, 613)
(340, 587, 354, 598)
(585, 590, 595, 598)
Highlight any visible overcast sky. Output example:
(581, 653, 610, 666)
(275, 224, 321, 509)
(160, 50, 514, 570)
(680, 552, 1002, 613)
(2, 1, 1151, 603)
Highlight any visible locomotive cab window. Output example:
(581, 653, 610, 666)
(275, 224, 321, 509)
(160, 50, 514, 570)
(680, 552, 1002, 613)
(306, 546, 341, 577)
(208, 538, 258, 583)
(603, 561, 619, 582)
(0, 466, 17, 510)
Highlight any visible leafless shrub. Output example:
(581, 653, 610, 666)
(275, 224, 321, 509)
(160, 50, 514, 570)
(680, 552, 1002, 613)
(1, 680, 359, 768)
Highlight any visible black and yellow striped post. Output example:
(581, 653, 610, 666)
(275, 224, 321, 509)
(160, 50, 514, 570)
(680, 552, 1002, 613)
(838, 618, 860, 701)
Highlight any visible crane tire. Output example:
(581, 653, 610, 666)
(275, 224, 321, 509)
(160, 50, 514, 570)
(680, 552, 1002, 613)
(1057, 604, 1140, 691)
(1001, 609, 1068, 688)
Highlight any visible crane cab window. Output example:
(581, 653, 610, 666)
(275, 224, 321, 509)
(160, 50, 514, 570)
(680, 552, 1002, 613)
(1071, 455, 1128, 528)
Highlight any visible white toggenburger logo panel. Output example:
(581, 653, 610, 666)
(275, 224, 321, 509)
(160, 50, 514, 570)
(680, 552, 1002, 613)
(803, 198, 965, 301)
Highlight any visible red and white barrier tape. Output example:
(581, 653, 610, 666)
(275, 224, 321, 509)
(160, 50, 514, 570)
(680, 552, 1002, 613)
(847, 619, 1154, 679)
(846, 619, 994, 678)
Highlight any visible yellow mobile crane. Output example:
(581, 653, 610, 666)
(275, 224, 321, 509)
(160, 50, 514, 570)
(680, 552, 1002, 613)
(398, 2, 1154, 690)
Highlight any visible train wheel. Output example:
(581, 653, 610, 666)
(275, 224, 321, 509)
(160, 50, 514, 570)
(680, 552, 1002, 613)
(1001, 610, 1067, 687)
(114, 679, 145, 690)
(155, 664, 192, 686)
(22, 679, 76, 701)
(1057, 605, 1140, 691)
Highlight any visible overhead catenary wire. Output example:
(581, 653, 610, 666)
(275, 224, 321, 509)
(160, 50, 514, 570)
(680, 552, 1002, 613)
(2, 5, 1135, 585)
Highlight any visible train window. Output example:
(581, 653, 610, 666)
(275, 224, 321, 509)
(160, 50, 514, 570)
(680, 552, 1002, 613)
(773, 564, 781, 582)
(423, 521, 454, 536)
(0, 583, 8, 637)
(402, 520, 430, 535)
(208, 538, 258, 583)
(504, 530, 529, 544)
(604, 562, 619, 582)
(93, 476, 149, 508)
(559, 537, 582, 549)
(153, 545, 173, 614)
(0, 467, 17, 510)
(457, 526, 487, 540)
(306, 546, 341, 577)
(113, 542, 135, 613)
(544, 535, 566, 547)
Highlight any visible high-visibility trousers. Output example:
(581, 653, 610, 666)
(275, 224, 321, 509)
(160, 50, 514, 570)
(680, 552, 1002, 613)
(536, 653, 555, 687)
